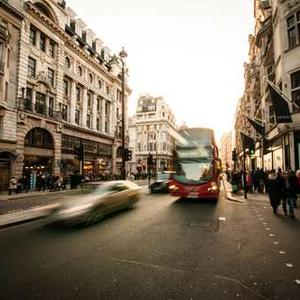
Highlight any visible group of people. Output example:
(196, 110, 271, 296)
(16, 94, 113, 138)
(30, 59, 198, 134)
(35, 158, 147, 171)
(267, 168, 298, 219)
(228, 168, 298, 219)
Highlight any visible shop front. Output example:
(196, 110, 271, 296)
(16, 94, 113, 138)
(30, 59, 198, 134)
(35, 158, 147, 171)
(23, 128, 54, 190)
(0, 151, 16, 192)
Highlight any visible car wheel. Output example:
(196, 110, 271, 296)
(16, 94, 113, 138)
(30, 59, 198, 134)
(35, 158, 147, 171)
(84, 210, 103, 225)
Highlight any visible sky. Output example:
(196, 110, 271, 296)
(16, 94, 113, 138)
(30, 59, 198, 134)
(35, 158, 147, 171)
(68, 0, 255, 141)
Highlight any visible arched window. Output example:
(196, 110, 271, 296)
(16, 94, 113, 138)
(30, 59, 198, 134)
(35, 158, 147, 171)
(77, 65, 82, 76)
(65, 57, 70, 68)
(89, 73, 93, 83)
(98, 80, 102, 89)
(25, 128, 53, 149)
(33, 2, 57, 23)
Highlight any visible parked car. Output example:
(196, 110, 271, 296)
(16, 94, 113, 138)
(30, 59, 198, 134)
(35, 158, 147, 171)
(48, 180, 141, 226)
(149, 172, 175, 193)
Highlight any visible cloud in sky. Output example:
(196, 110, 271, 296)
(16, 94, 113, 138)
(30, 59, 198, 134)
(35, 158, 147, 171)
(67, 0, 254, 141)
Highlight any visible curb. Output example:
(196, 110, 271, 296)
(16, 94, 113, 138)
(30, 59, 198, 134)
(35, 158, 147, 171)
(222, 178, 246, 203)
(0, 204, 57, 229)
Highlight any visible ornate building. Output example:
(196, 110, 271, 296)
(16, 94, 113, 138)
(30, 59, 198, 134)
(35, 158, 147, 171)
(235, 0, 300, 171)
(128, 95, 176, 175)
(0, 0, 130, 190)
(0, 0, 23, 191)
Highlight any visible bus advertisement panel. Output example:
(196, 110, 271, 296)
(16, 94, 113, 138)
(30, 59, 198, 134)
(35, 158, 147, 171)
(169, 128, 221, 201)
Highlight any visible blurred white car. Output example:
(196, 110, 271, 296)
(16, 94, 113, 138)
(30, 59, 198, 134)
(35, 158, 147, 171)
(48, 180, 141, 226)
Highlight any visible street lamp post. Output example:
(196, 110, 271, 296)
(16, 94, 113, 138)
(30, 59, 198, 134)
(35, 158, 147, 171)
(119, 47, 127, 180)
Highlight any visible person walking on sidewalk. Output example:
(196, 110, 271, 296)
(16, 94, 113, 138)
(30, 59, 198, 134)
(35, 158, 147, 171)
(8, 177, 17, 195)
(266, 169, 285, 215)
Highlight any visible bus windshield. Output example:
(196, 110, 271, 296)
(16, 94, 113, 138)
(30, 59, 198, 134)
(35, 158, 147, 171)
(174, 158, 213, 184)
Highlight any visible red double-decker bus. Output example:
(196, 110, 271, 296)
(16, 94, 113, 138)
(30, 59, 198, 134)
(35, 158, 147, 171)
(169, 127, 221, 201)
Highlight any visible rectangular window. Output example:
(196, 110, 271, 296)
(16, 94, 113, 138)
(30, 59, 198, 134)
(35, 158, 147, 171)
(105, 121, 108, 133)
(97, 97, 101, 111)
(49, 39, 55, 57)
(28, 57, 36, 77)
(5, 82, 8, 102)
(76, 86, 81, 102)
(75, 110, 80, 125)
(62, 104, 68, 121)
(64, 80, 69, 97)
(96, 118, 100, 131)
(48, 68, 55, 86)
(291, 70, 300, 109)
(40, 33, 46, 52)
(87, 114, 91, 128)
(35, 92, 46, 115)
(25, 87, 32, 111)
(287, 11, 300, 49)
(48, 97, 54, 117)
(87, 93, 92, 107)
(29, 25, 37, 46)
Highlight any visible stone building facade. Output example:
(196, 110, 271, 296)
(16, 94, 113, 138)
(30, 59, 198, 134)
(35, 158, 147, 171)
(235, 0, 300, 171)
(128, 95, 176, 176)
(0, 0, 23, 191)
(0, 0, 130, 190)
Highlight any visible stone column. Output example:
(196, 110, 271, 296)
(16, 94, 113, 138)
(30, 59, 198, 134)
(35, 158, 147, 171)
(69, 80, 76, 124)
(82, 87, 87, 127)
(92, 93, 97, 130)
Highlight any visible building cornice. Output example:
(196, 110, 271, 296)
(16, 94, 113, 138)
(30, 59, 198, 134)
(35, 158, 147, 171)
(63, 123, 114, 142)
(0, 0, 24, 20)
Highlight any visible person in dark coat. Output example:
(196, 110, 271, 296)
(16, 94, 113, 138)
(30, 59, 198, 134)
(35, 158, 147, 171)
(266, 169, 285, 215)
(287, 170, 297, 219)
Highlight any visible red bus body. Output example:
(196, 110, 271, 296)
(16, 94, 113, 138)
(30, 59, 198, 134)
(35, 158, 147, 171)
(169, 127, 220, 200)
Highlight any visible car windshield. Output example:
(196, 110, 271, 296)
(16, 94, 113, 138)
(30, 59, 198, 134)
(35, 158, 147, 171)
(157, 173, 170, 181)
(81, 183, 114, 195)
(174, 158, 213, 184)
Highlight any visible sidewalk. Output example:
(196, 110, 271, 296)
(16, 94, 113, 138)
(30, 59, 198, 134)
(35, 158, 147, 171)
(222, 177, 269, 203)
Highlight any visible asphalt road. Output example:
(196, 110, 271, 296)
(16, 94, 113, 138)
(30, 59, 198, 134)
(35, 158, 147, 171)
(0, 187, 299, 299)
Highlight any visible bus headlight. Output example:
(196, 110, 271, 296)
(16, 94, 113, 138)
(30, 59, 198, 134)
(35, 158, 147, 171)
(169, 184, 179, 191)
(208, 182, 218, 192)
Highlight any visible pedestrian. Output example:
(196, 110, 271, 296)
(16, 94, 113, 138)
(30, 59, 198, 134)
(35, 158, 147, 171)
(287, 170, 297, 219)
(266, 169, 285, 215)
(8, 177, 17, 195)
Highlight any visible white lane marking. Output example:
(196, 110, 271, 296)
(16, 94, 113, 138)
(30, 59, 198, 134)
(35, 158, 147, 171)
(273, 241, 279, 245)
(269, 234, 275, 237)
(266, 228, 271, 231)
(260, 218, 264, 221)
(279, 251, 286, 255)
(218, 217, 226, 221)
(295, 279, 300, 285)
(263, 222, 268, 225)
(286, 263, 293, 268)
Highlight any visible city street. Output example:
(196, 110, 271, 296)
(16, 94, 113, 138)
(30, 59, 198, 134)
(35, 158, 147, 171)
(0, 186, 299, 299)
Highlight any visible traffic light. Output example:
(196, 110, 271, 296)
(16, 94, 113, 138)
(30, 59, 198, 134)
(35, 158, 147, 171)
(124, 148, 132, 161)
(232, 148, 237, 162)
(74, 144, 84, 161)
(249, 144, 255, 158)
(147, 153, 153, 166)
